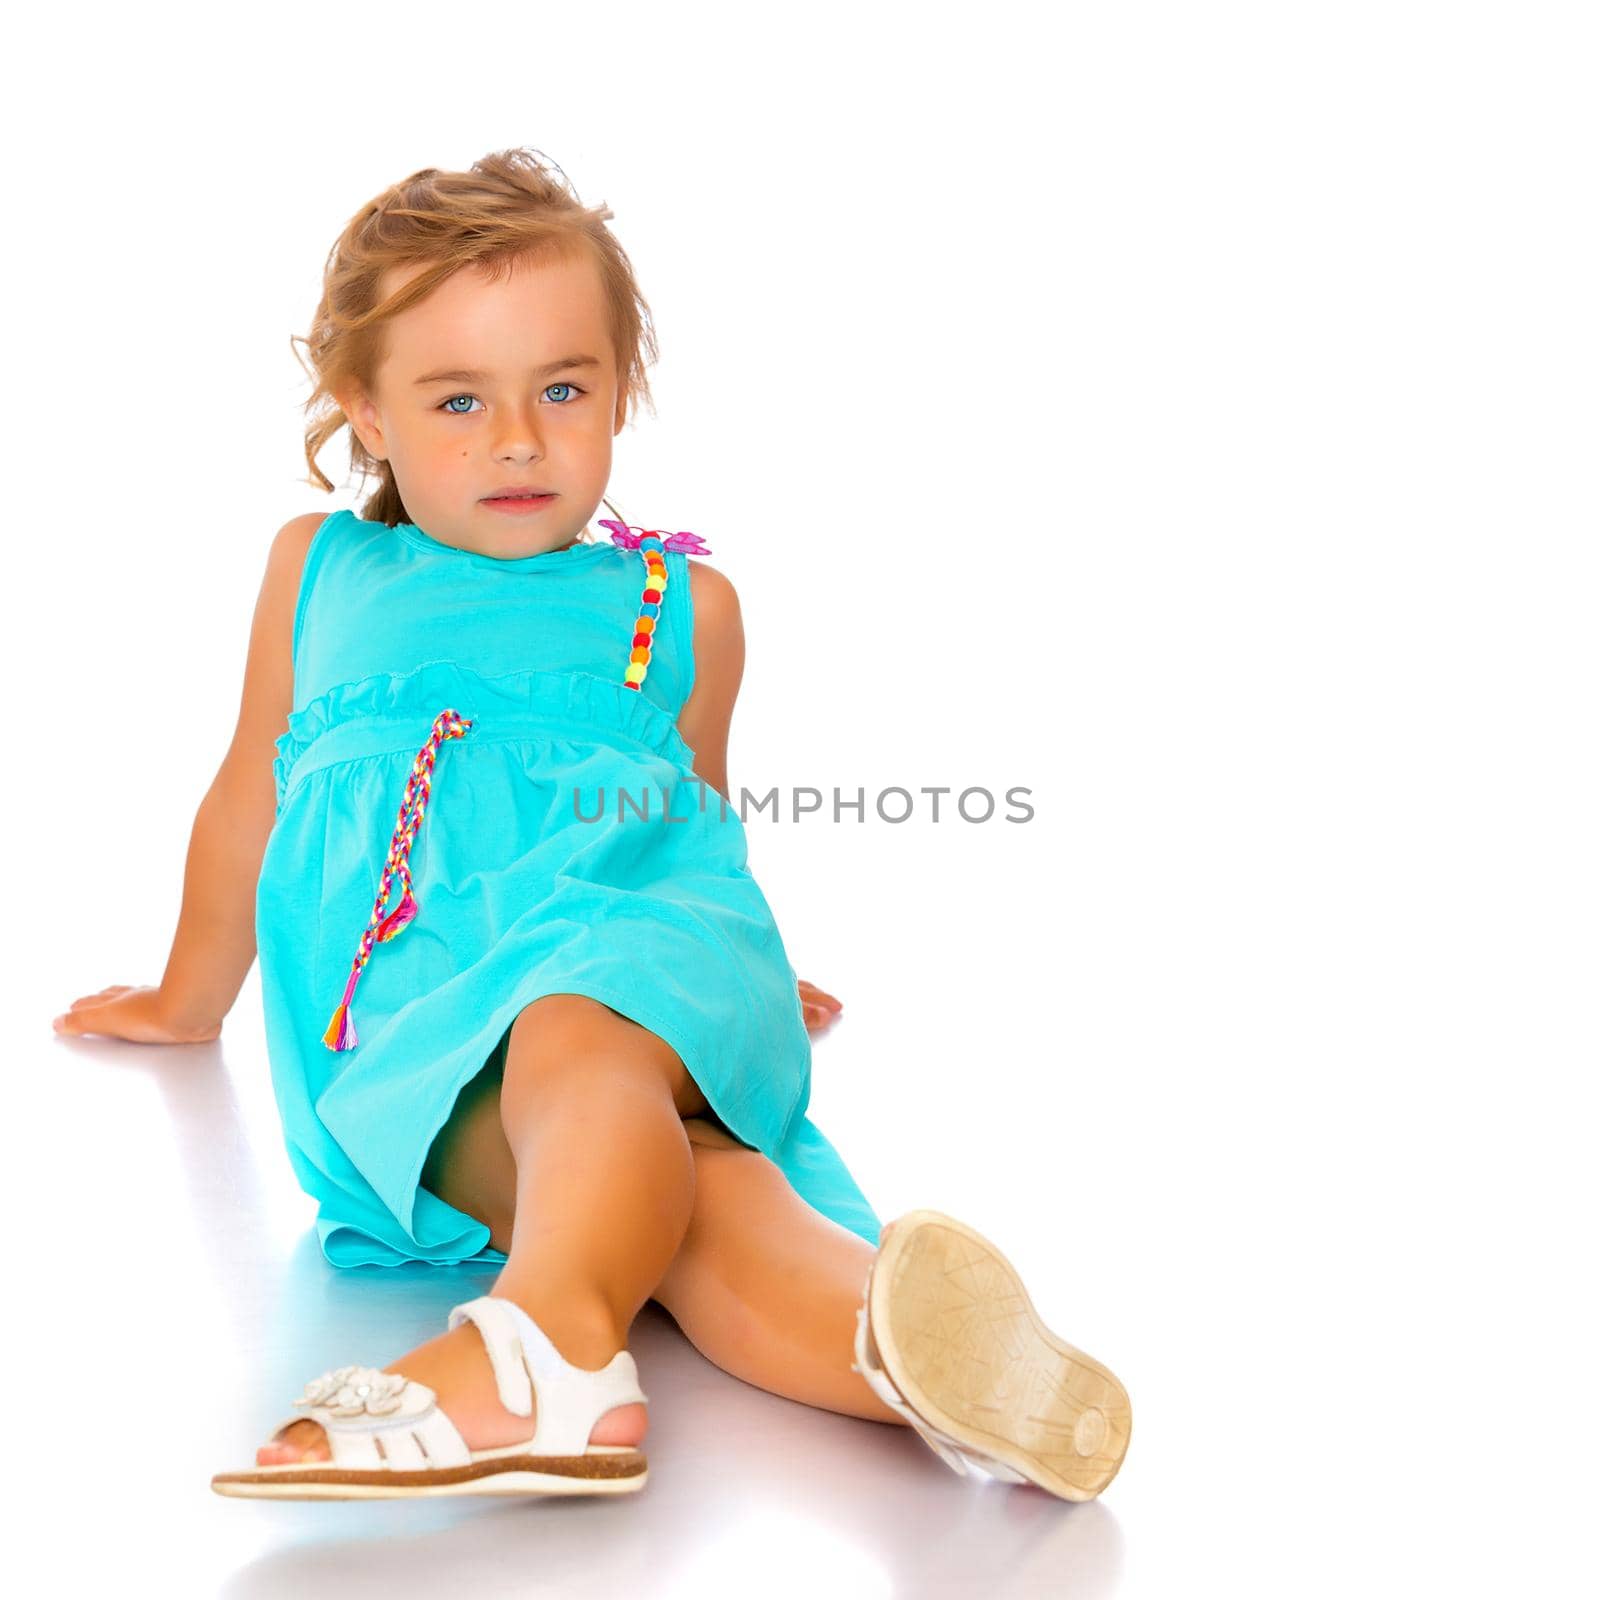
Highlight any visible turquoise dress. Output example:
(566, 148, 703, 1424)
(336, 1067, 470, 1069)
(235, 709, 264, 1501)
(256, 509, 882, 1267)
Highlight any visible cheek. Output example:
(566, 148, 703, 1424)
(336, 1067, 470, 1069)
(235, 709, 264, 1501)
(414, 431, 468, 465)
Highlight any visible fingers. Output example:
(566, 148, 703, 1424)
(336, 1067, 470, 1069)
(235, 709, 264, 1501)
(64, 986, 131, 1010)
(796, 980, 843, 1012)
(53, 986, 130, 1034)
(796, 978, 844, 1035)
(53, 1004, 98, 1034)
(51, 986, 216, 1045)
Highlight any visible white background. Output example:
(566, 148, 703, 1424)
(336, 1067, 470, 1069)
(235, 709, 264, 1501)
(4, 2, 1595, 1595)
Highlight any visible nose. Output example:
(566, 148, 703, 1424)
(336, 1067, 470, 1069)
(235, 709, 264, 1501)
(490, 397, 545, 463)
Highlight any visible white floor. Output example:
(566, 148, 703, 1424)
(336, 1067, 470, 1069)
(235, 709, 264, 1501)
(23, 996, 1133, 1599)
(15, 953, 1594, 1598)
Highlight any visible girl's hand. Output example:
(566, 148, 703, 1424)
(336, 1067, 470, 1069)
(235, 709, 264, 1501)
(51, 985, 222, 1045)
(798, 978, 843, 1033)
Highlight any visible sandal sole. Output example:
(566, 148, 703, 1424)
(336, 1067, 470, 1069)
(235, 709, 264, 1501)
(211, 1448, 648, 1500)
(869, 1209, 1132, 1500)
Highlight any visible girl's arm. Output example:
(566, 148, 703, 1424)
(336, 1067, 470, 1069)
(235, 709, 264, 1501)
(676, 560, 743, 804)
(52, 512, 325, 1043)
(678, 562, 841, 1034)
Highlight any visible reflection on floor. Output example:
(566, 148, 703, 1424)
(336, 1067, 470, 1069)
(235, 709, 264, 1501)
(27, 1019, 1124, 1599)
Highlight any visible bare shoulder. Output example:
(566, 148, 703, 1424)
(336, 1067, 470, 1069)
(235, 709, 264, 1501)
(278, 509, 329, 542)
(255, 509, 333, 642)
(216, 509, 334, 784)
(256, 508, 337, 621)
(269, 509, 329, 576)
(686, 557, 743, 652)
(686, 555, 738, 605)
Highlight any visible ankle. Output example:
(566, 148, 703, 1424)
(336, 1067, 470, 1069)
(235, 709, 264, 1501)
(492, 1283, 627, 1370)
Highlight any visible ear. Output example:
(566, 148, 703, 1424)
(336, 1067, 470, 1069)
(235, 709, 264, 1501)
(613, 382, 628, 436)
(337, 384, 388, 462)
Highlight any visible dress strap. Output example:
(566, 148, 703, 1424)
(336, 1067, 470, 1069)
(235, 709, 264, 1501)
(599, 521, 712, 694)
(322, 709, 473, 1051)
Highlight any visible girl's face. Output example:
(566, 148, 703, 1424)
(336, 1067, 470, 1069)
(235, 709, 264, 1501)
(341, 247, 628, 557)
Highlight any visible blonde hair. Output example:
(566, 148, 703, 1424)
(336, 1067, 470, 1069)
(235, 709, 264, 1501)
(291, 146, 659, 539)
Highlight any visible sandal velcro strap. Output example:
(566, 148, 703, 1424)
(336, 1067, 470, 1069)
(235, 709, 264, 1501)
(447, 1295, 649, 1456)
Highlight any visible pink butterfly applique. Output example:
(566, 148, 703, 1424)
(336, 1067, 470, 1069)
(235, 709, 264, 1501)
(599, 519, 712, 555)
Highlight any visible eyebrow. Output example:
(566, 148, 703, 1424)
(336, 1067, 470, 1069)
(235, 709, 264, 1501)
(412, 354, 604, 387)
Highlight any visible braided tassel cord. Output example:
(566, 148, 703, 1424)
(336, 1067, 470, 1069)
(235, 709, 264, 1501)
(322, 709, 473, 1051)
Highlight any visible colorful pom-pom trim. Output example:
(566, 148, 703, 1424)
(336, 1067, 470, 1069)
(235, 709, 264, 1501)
(598, 521, 713, 692)
(321, 709, 472, 1051)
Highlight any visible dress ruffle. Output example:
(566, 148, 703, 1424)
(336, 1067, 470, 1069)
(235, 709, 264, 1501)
(274, 661, 696, 811)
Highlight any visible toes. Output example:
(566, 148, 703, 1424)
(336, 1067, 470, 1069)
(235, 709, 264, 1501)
(255, 1418, 331, 1466)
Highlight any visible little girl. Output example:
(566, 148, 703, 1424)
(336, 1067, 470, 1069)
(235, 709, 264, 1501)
(53, 146, 1131, 1503)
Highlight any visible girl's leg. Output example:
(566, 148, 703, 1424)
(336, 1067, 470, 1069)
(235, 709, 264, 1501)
(258, 993, 710, 1464)
(651, 1124, 906, 1425)
(415, 1046, 906, 1427)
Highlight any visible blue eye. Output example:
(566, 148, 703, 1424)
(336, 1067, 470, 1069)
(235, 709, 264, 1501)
(437, 383, 586, 415)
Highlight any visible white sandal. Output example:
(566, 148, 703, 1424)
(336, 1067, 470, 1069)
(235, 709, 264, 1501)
(211, 1295, 649, 1500)
(851, 1209, 1133, 1501)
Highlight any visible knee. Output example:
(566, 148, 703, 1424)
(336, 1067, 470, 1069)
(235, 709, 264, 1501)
(505, 995, 641, 1089)
(507, 994, 612, 1061)
(504, 993, 704, 1117)
(498, 998, 601, 1127)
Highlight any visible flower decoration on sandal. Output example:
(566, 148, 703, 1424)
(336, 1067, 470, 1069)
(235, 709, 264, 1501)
(597, 520, 713, 692)
(295, 1365, 409, 1418)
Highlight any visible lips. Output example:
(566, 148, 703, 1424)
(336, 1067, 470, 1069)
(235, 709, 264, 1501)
(484, 489, 555, 500)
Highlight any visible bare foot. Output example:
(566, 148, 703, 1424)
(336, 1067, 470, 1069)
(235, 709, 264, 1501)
(257, 1314, 646, 1465)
